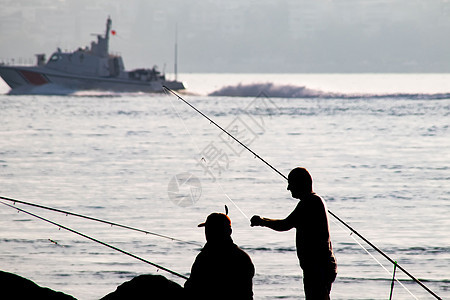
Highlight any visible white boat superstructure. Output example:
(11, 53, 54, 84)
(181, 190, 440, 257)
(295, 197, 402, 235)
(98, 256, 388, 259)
(0, 17, 184, 94)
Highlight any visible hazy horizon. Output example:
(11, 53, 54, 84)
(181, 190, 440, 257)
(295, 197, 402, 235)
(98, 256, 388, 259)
(1, 0, 450, 73)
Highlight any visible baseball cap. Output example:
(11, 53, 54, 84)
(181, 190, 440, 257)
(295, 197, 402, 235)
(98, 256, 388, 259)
(198, 213, 231, 228)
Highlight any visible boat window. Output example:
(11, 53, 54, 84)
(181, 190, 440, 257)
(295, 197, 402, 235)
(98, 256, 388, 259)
(49, 54, 61, 62)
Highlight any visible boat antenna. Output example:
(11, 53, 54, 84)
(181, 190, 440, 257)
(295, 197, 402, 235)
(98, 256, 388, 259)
(162, 86, 442, 300)
(106, 16, 112, 41)
(174, 23, 178, 81)
(0, 195, 201, 247)
(0, 201, 188, 280)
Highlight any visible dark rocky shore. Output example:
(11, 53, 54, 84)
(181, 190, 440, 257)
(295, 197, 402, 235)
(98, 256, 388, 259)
(0, 270, 183, 300)
(100, 274, 183, 299)
(0, 270, 76, 299)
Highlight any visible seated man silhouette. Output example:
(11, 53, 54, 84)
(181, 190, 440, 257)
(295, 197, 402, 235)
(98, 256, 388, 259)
(184, 213, 255, 300)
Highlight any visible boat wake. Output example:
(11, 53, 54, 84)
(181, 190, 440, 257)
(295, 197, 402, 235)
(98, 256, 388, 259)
(209, 83, 450, 100)
(6, 85, 154, 97)
(7, 83, 77, 96)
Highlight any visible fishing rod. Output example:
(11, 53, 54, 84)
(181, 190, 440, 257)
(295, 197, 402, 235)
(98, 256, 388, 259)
(0, 201, 188, 280)
(0, 195, 201, 247)
(328, 210, 441, 299)
(162, 86, 442, 300)
(163, 86, 287, 181)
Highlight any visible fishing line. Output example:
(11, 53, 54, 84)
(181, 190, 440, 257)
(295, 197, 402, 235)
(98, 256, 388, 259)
(221, 190, 250, 221)
(164, 88, 250, 222)
(0, 201, 188, 280)
(328, 210, 440, 299)
(162, 86, 442, 300)
(329, 217, 418, 299)
(0, 195, 201, 247)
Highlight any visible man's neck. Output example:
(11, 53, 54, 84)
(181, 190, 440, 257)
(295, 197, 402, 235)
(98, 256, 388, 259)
(298, 191, 315, 200)
(206, 236, 233, 247)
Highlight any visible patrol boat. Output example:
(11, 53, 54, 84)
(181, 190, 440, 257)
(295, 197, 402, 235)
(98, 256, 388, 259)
(0, 17, 185, 94)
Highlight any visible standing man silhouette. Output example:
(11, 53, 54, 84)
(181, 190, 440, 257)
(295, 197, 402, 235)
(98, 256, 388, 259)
(251, 167, 337, 299)
(185, 213, 255, 300)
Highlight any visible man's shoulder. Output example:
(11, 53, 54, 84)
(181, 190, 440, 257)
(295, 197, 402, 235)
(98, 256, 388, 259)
(294, 193, 326, 214)
(231, 244, 254, 262)
(232, 243, 250, 255)
(306, 193, 325, 205)
(231, 244, 255, 275)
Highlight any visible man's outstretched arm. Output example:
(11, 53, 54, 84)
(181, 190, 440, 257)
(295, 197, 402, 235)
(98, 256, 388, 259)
(250, 215, 294, 231)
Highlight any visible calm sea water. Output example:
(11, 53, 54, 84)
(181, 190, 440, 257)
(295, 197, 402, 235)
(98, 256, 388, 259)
(0, 74, 449, 299)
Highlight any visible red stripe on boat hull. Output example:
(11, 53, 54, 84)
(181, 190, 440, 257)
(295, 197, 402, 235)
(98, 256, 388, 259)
(20, 70, 49, 85)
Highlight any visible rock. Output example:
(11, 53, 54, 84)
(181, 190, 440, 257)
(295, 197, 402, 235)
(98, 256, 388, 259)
(100, 274, 184, 300)
(0, 270, 76, 300)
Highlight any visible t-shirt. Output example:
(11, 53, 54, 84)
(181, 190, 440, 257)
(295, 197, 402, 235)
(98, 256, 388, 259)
(286, 193, 337, 272)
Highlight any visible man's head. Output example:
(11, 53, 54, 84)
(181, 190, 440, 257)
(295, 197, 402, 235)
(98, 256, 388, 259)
(198, 213, 232, 243)
(287, 167, 313, 199)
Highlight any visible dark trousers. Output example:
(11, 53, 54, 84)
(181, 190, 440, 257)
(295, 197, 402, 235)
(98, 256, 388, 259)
(302, 267, 336, 300)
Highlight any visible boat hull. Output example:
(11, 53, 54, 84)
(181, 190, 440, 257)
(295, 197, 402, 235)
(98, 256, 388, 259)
(0, 65, 184, 94)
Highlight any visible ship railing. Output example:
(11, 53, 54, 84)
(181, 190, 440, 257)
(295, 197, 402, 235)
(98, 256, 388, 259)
(0, 58, 36, 66)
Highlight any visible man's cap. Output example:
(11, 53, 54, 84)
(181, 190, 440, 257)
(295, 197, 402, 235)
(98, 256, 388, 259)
(198, 213, 231, 228)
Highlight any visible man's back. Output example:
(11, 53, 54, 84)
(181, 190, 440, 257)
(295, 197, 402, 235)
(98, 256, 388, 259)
(184, 241, 255, 300)
(185, 213, 255, 300)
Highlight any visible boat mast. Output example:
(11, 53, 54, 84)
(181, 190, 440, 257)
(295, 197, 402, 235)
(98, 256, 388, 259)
(174, 23, 178, 81)
(91, 17, 111, 58)
(105, 17, 112, 55)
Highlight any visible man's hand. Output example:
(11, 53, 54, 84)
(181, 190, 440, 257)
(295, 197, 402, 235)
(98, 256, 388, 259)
(250, 215, 263, 227)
